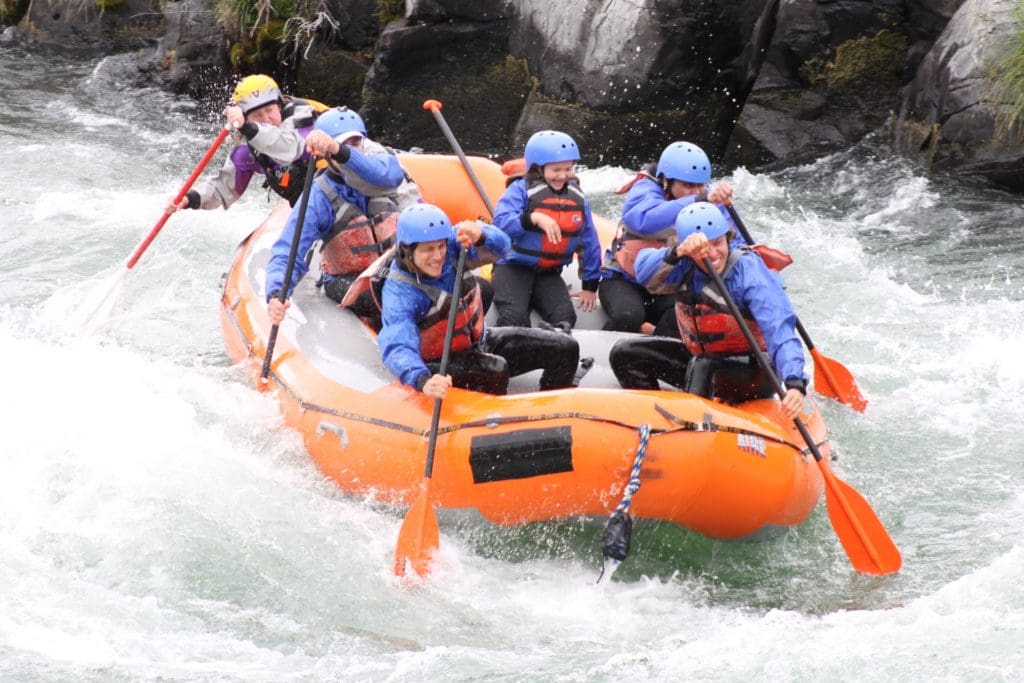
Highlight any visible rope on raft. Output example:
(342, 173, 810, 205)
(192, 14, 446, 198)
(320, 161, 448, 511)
(598, 423, 651, 582)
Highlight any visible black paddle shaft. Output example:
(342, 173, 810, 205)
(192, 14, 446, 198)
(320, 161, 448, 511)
(260, 157, 319, 380)
(426, 107, 496, 218)
(701, 256, 824, 464)
(422, 245, 469, 479)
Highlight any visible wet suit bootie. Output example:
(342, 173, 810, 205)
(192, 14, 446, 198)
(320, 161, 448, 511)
(573, 357, 595, 386)
(537, 320, 573, 336)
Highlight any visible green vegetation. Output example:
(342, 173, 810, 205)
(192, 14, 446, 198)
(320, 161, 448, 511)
(378, 0, 402, 26)
(218, 0, 354, 68)
(800, 29, 907, 90)
(989, 0, 1024, 142)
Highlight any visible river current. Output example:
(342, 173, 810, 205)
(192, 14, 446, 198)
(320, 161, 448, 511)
(1, 48, 1022, 681)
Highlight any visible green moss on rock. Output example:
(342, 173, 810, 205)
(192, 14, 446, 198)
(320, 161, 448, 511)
(378, 0, 403, 26)
(800, 30, 907, 90)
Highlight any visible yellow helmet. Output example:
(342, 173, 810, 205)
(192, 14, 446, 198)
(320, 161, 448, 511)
(232, 74, 282, 115)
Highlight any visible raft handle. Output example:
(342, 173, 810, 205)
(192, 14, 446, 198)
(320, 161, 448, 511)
(317, 421, 349, 448)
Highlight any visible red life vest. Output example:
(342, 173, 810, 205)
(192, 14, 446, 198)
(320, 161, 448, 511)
(316, 175, 399, 276)
(675, 249, 767, 356)
(501, 157, 527, 177)
(603, 171, 676, 278)
(386, 265, 485, 361)
(511, 178, 586, 270)
(338, 248, 395, 331)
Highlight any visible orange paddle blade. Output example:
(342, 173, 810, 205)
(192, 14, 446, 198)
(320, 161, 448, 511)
(749, 243, 793, 271)
(812, 347, 868, 412)
(393, 484, 440, 577)
(818, 461, 901, 575)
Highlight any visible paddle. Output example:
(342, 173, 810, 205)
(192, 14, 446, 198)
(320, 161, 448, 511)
(394, 243, 470, 577)
(725, 204, 868, 412)
(260, 155, 319, 382)
(421, 99, 497, 218)
(75, 125, 233, 332)
(700, 255, 901, 576)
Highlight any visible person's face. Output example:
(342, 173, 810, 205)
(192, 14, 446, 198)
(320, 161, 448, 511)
(543, 161, 574, 190)
(696, 234, 730, 274)
(245, 102, 282, 126)
(668, 178, 705, 199)
(412, 239, 447, 278)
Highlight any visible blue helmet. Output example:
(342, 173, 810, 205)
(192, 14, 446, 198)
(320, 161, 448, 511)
(675, 202, 731, 243)
(657, 141, 711, 184)
(397, 204, 452, 246)
(524, 130, 580, 168)
(315, 106, 367, 141)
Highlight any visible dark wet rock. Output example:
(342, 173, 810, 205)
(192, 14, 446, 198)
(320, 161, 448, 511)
(328, 0, 383, 49)
(896, 0, 1024, 190)
(725, 0, 935, 170)
(17, 0, 1023, 190)
(137, 0, 225, 96)
(407, 0, 509, 22)
(295, 44, 371, 110)
(360, 18, 527, 158)
(505, 0, 777, 165)
(906, 0, 964, 42)
(20, 0, 164, 51)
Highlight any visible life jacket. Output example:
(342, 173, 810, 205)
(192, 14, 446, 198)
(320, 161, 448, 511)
(675, 249, 767, 356)
(315, 174, 399, 276)
(502, 157, 527, 187)
(250, 97, 323, 206)
(603, 170, 676, 277)
(386, 263, 485, 361)
(510, 178, 586, 270)
(339, 248, 395, 331)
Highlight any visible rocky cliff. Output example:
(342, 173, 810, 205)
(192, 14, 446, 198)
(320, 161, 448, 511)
(6, 0, 1022, 189)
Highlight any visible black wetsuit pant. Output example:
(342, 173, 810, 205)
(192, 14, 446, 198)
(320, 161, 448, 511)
(609, 336, 771, 402)
(492, 263, 575, 330)
(598, 276, 678, 337)
(430, 326, 580, 395)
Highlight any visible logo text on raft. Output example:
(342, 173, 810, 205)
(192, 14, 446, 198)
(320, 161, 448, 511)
(737, 433, 767, 458)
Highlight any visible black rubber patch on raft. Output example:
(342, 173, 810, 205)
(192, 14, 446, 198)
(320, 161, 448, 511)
(469, 426, 574, 483)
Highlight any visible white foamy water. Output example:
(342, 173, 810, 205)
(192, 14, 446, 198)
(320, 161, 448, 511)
(1, 48, 1023, 681)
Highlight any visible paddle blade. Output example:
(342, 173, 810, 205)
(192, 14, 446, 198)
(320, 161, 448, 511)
(71, 265, 129, 333)
(811, 347, 867, 412)
(393, 485, 440, 577)
(749, 243, 793, 271)
(819, 462, 902, 575)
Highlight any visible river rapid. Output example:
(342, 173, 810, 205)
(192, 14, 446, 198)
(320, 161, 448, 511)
(2, 48, 1023, 681)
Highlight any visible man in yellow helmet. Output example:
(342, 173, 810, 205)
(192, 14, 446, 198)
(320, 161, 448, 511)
(165, 74, 318, 213)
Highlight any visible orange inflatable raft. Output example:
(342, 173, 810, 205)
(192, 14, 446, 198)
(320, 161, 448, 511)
(219, 154, 830, 544)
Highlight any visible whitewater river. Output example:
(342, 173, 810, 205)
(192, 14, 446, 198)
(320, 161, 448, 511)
(2, 48, 1022, 681)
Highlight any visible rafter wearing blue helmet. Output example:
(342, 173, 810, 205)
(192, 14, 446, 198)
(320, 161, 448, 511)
(608, 201, 807, 420)
(166, 74, 321, 213)
(377, 204, 581, 398)
(598, 140, 741, 338)
(265, 106, 414, 323)
(491, 130, 602, 334)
